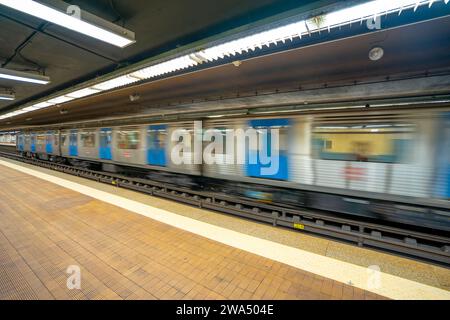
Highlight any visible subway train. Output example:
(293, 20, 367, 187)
(15, 110, 450, 231)
(0, 132, 17, 146)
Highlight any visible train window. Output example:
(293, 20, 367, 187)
(61, 133, 68, 146)
(36, 134, 46, 144)
(70, 131, 78, 145)
(80, 131, 96, 148)
(100, 130, 112, 147)
(46, 133, 53, 145)
(217, 128, 228, 155)
(117, 130, 140, 149)
(251, 124, 289, 152)
(148, 129, 166, 148)
(312, 123, 415, 163)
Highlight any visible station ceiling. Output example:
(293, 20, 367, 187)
(0, 0, 332, 111)
(0, 1, 450, 130)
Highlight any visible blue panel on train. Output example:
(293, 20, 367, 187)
(147, 125, 167, 166)
(246, 119, 289, 180)
(434, 113, 450, 199)
(443, 114, 450, 198)
(446, 114, 450, 199)
(69, 130, 78, 156)
(249, 118, 290, 127)
(18, 135, 24, 151)
(447, 165, 450, 199)
(31, 134, 36, 153)
(46, 131, 53, 154)
(99, 128, 112, 160)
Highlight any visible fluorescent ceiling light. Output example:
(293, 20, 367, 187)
(22, 106, 40, 112)
(66, 87, 102, 98)
(198, 0, 434, 61)
(0, 0, 135, 48)
(0, 93, 15, 100)
(47, 96, 74, 104)
(0, 67, 50, 84)
(130, 56, 198, 79)
(92, 75, 141, 91)
(33, 101, 55, 108)
(3, 110, 26, 118)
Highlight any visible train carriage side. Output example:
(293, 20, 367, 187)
(77, 128, 99, 160)
(23, 132, 31, 154)
(293, 112, 449, 229)
(201, 112, 448, 230)
(147, 124, 167, 167)
(202, 116, 295, 202)
(166, 121, 202, 176)
(202, 119, 246, 178)
(99, 128, 113, 161)
(112, 125, 147, 165)
(0, 132, 16, 146)
(17, 132, 24, 152)
(306, 117, 411, 216)
(202, 117, 291, 180)
(34, 131, 46, 156)
(45, 130, 61, 157)
(60, 130, 70, 157)
(246, 118, 290, 181)
(434, 112, 450, 200)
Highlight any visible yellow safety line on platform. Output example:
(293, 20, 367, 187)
(1, 159, 449, 300)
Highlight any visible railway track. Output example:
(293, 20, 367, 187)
(0, 149, 449, 266)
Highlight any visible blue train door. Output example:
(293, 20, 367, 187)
(46, 131, 53, 154)
(246, 119, 289, 180)
(99, 128, 112, 160)
(435, 113, 450, 199)
(147, 125, 167, 166)
(31, 133, 36, 153)
(17, 134, 24, 151)
(69, 130, 78, 156)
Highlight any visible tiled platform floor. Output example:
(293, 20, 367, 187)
(0, 164, 386, 300)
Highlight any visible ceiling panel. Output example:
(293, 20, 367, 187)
(4, 16, 449, 129)
(1, 0, 326, 111)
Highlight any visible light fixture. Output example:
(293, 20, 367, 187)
(0, 93, 15, 101)
(33, 101, 55, 109)
(47, 96, 74, 104)
(368, 46, 384, 61)
(0, 67, 50, 84)
(232, 60, 242, 67)
(22, 106, 39, 112)
(130, 55, 197, 79)
(92, 75, 141, 91)
(66, 87, 102, 98)
(0, 0, 135, 48)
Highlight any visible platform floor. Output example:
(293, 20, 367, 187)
(0, 158, 448, 300)
(0, 162, 384, 300)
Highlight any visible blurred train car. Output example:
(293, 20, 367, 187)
(16, 110, 450, 231)
(0, 131, 17, 146)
